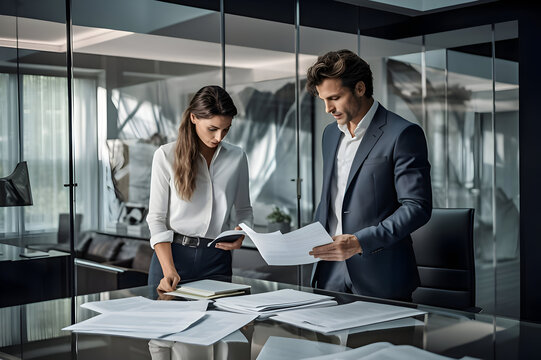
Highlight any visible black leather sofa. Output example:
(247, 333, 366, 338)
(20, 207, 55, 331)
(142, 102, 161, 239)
(74, 231, 153, 295)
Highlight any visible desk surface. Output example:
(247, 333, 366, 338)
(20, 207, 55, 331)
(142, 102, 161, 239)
(0, 276, 539, 360)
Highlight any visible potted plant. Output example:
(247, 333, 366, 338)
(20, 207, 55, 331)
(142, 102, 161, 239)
(266, 206, 291, 233)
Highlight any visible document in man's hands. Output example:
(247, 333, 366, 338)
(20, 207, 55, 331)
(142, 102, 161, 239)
(238, 222, 332, 266)
(207, 229, 246, 247)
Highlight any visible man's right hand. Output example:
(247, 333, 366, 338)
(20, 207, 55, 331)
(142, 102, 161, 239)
(157, 271, 180, 292)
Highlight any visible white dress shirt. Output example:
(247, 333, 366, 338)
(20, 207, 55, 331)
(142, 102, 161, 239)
(328, 101, 379, 237)
(147, 141, 254, 249)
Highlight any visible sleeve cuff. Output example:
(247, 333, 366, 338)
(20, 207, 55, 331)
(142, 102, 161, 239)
(150, 230, 174, 249)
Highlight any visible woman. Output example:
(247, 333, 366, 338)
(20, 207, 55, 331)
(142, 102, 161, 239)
(147, 85, 253, 293)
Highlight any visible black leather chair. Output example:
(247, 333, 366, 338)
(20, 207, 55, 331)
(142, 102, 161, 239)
(411, 208, 480, 312)
(29, 213, 82, 252)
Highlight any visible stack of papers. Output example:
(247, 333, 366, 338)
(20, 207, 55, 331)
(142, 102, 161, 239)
(63, 311, 206, 339)
(273, 301, 426, 334)
(239, 222, 333, 265)
(81, 296, 210, 313)
(165, 279, 251, 300)
(65, 296, 257, 346)
(213, 289, 337, 318)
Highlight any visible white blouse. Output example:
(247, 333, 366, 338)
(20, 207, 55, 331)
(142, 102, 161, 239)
(146, 141, 254, 249)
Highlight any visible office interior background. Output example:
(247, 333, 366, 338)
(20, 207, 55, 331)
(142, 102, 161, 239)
(1, 0, 540, 352)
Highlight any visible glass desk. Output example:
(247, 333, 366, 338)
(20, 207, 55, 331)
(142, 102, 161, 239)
(1, 276, 539, 359)
(0, 243, 70, 308)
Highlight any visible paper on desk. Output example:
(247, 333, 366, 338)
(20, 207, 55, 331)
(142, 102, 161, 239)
(273, 301, 426, 333)
(303, 342, 393, 359)
(215, 299, 337, 318)
(213, 289, 336, 319)
(304, 342, 477, 360)
(62, 311, 205, 337)
(213, 289, 334, 313)
(256, 336, 350, 360)
(163, 311, 257, 346)
(81, 296, 210, 313)
(239, 222, 332, 265)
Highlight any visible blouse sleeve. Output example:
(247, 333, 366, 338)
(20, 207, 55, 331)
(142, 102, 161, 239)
(234, 151, 254, 227)
(146, 147, 174, 249)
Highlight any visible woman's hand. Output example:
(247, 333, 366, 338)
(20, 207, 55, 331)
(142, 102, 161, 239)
(215, 226, 244, 250)
(157, 270, 180, 293)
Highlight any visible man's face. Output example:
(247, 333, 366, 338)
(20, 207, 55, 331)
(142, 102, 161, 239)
(316, 78, 364, 126)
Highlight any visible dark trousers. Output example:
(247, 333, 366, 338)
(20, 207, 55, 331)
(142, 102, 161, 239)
(148, 242, 232, 287)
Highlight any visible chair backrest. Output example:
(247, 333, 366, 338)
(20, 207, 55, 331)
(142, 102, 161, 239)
(411, 208, 476, 311)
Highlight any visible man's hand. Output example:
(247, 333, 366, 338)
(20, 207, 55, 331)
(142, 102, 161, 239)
(309, 234, 362, 261)
(215, 226, 244, 250)
(157, 271, 180, 292)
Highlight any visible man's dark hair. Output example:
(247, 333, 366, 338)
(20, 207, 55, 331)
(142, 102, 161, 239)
(306, 49, 373, 98)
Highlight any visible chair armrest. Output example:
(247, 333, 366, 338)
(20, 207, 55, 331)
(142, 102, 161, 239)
(75, 258, 126, 272)
(75, 258, 148, 295)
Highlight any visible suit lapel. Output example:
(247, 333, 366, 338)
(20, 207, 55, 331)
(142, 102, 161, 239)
(320, 125, 342, 224)
(345, 105, 387, 192)
(323, 125, 342, 188)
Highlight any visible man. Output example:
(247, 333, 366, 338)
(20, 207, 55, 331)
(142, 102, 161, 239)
(307, 49, 432, 301)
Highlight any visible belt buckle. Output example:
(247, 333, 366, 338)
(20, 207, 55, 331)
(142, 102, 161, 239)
(182, 236, 200, 248)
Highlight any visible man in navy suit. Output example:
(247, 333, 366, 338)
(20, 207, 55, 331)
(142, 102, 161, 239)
(307, 50, 432, 301)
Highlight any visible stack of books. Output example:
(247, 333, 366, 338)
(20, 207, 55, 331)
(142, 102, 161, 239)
(165, 279, 251, 300)
(213, 288, 337, 318)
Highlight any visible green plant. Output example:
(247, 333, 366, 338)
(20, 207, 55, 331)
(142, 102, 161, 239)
(266, 206, 291, 224)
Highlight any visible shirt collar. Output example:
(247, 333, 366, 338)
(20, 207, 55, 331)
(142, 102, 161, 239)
(338, 100, 379, 138)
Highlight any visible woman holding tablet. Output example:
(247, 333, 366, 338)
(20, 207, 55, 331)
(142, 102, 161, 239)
(147, 85, 253, 293)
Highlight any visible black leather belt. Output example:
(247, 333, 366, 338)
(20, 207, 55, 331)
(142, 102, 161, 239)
(173, 234, 212, 248)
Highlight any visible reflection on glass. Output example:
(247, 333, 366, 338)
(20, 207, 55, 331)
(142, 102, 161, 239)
(494, 21, 519, 318)
(224, 13, 300, 232)
(384, 23, 520, 316)
(72, 0, 221, 236)
(0, 1, 69, 243)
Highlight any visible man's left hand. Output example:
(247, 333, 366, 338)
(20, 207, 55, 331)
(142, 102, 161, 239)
(309, 234, 362, 261)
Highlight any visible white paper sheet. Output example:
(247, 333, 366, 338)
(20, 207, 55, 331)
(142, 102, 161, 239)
(256, 336, 350, 360)
(63, 311, 206, 338)
(213, 289, 335, 313)
(273, 301, 426, 333)
(305, 343, 477, 360)
(326, 317, 424, 336)
(239, 222, 332, 265)
(81, 296, 210, 313)
(304, 342, 393, 360)
(215, 300, 338, 318)
(163, 311, 257, 346)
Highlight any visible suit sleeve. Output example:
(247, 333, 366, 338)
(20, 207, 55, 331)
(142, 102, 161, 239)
(354, 124, 432, 254)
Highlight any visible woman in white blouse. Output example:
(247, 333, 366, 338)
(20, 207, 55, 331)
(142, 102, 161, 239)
(146, 85, 253, 293)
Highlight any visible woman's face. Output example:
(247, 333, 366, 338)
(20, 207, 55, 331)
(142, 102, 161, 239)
(190, 113, 232, 149)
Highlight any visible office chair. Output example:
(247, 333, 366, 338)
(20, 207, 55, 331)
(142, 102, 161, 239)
(29, 213, 83, 253)
(411, 208, 480, 312)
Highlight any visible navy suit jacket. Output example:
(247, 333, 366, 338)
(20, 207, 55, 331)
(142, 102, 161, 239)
(313, 104, 432, 300)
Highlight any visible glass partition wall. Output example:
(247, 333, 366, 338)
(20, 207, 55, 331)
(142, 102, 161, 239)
(0, 2, 522, 348)
(0, 0, 72, 356)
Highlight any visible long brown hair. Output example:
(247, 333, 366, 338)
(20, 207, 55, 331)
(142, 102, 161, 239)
(173, 85, 237, 200)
